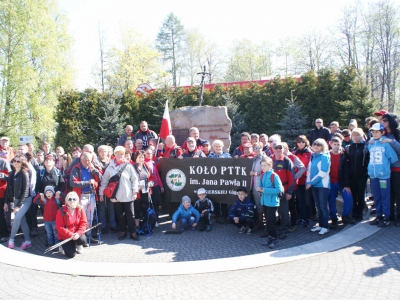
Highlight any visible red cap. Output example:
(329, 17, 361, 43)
(374, 110, 388, 116)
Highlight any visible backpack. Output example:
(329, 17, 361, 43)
(137, 195, 157, 236)
(261, 171, 284, 198)
(40, 168, 61, 186)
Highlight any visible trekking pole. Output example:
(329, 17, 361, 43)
(94, 202, 102, 244)
(44, 223, 102, 254)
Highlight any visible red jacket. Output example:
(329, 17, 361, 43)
(272, 154, 295, 195)
(292, 148, 313, 185)
(56, 206, 88, 240)
(33, 193, 64, 222)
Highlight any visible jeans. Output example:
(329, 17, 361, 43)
(350, 177, 367, 217)
(390, 171, 400, 218)
(114, 201, 136, 234)
(312, 187, 330, 229)
(329, 182, 353, 219)
(10, 197, 32, 241)
(44, 221, 59, 245)
(263, 205, 278, 239)
(0, 198, 8, 237)
(61, 234, 87, 258)
(180, 216, 195, 230)
(296, 185, 312, 221)
(371, 178, 391, 218)
(80, 193, 96, 227)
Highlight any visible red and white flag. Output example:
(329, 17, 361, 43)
(159, 100, 172, 140)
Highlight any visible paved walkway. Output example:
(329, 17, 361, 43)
(0, 225, 399, 299)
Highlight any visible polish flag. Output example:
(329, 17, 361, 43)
(159, 100, 172, 140)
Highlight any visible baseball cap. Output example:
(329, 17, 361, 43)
(201, 140, 210, 146)
(371, 123, 384, 131)
(374, 110, 388, 116)
(197, 188, 206, 195)
(236, 186, 248, 194)
(0, 137, 9, 141)
(273, 142, 283, 148)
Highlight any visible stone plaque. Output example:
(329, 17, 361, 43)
(170, 106, 232, 152)
(172, 129, 189, 147)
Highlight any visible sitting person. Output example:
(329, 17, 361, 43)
(33, 186, 64, 248)
(171, 196, 200, 231)
(55, 191, 88, 258)
(194, 188, 214, 232)
(257, 157, 284, 249)
(228, 187, 255, 234)
(181, 137, 206, 158)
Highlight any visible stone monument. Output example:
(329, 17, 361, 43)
(170, 106, 232, 152)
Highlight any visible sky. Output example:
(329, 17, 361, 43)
(59, 0, 359, 90)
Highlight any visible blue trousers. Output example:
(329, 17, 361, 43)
(44, 221, 59, 245)
(329, 182, 353, 219)
(180, 216, 195, 230)
(371, 178, 391, 218)
(312, 187, 330, 229)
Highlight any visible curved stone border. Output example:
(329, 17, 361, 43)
(0, 217, 379, 277)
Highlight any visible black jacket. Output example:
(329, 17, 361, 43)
(345, 142, 369, 179)
(35, 167, 65, 194)
(334, 150, 351, 188)
(7, 170, 30, 208)
(309, 126, 330, 144)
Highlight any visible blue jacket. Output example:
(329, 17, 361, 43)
(368, 137, 399, 179)
(229, 197, 254, 219)
(259, 170, 284, 207)
(385, 132, 400, 169)
(306, 152, 331, 189)
(172, 204, 201, 223)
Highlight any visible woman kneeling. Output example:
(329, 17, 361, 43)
(55, 191, 88, 258)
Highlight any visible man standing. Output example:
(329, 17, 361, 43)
(181, 127, 205, 153)
(0, 137, 15, 162)
(42, 141, 56, 160)
(310, 118, 330, 144)
(118, 125, 134, 146)
(70, 152, 102, 241)
(133, 121, 158, 149)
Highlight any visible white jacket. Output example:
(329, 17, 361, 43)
(99, 160, 138, 202)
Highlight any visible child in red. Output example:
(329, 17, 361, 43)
(33, 185, 64, 246)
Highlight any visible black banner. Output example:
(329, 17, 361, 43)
(160, 158, 253, 204)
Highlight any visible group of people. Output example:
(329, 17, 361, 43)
(0, 109, 399, 256)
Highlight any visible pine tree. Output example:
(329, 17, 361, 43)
(96, 95, 126, 148)
(277, 92, 308, 149)
(225, 94, 246, 153)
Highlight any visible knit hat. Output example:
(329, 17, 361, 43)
(44, 186, 55, 195)
(197, 188, 206, 195)
(182, 195, 191, 204)
(114, 146, 125, 154)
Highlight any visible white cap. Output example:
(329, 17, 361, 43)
(197, 188, 206, 195)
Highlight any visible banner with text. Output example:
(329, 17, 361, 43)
(160, 158, 253, 204)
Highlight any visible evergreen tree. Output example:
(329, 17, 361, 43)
(225, 94, 246, 153)
(96, 94, 126, 148)
(277, 93, 308, 149)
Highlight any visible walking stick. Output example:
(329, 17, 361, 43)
(44, 223, 102, 254)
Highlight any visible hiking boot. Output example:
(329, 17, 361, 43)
(19, 241, 32, 250)
(246, 227, 253, 235)
(262, 237, 273, 247)
(76, 245, 83, 254)
(370, 217, 382, 226)
(311, 226, 321, 232)
(318, 227, 329, 235)
(130, 232, 140, 241)
(206, 225, 212, 232)
(269, 238, 279, 249)
(118, 232, 127, 240)
(342, 216, 355, 224)
(288, 225, 297, 233)
(330, 219, 338, 229)
(239, 226, 248, 234)
(377, 218, 390, 228)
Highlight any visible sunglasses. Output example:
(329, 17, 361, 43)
(253, 147, 261, 150)
(297, 140, 306, 143)
(13, 160, 21, 163)
(67, 198, 77, 202)
(274, 146, 283, 150)
(313, 143, 322, 147)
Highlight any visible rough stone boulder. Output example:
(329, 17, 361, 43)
(170, 106, 232, 152)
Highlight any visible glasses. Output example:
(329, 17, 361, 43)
(253, 147, 261, 150)
(67, 198, 77, 202)
(274, 146, 283, 150)
(313, 143, 322, 147)
(13, 160, 21, 163)
(297, 140, 306, 143)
